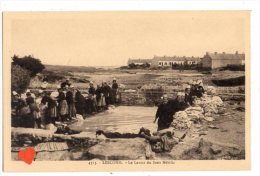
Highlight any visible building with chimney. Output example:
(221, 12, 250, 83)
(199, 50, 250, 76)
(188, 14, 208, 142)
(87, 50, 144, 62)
(201, 51, 245, 69)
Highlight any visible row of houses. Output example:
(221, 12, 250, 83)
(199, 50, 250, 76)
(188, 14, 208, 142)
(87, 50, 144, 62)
(127, 51, 245, 69)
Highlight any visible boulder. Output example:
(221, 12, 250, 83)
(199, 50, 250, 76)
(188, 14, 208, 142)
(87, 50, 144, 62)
(210, 145, 222, 154)
(87, 138, 152, 160)
(212, 96, 224, 106)
(34, 142, 69, 152)
(203, 116, 214, 122)
(194, 95, 224, 118)
(206, 86, 217, 95)
(75, 114, 84, 121)
(171, 111, 192, 130)
(185, 106, 204, 120)
(45, 124, 57, 132)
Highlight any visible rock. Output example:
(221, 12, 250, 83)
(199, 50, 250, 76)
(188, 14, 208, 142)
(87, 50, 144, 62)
(194, 95, 224, 118)
(124, 89, 136, 93)
(199, 131, 208, 136)
(218, 107, 226, 114)
(35, 151, 72, 161)
(227, 148, 242, 157)
(75, 114, 84, 120)
(153, 127, 174, 136)
(172, 111, 192, 130)
(108, 105, 116, 110)
(45, 124, 57, 131)
(34, 142, 69, 152)
(204, 117, 214, 122)
(209, 125, 219, 129)
(24, 140, 32, 144)
(145, 142, 155, 159)
(210, 145, 222, 154)
(221, 129, 229, 132)
(236, 107, 245, 112)
(206, 86, 217, 95)
(87, 138, 148, 160)
(212, 96, 224, 106)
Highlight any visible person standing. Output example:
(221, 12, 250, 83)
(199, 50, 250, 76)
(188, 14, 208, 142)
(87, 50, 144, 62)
(184, 85, 193, 106)
(88, 81, 97, 113)
(26, 92, 41, 128)
(111, 78, 119, 105)
(66, 87, 76, 120)
(61, 78, 71, 89)
(75, 90, 87, 116)
(57, 89, 68, 122)
(41, 92, 58, 124)
(101, 81, 111, 107)
(95, 84, 103, 112)
(154, 95, 175, 131)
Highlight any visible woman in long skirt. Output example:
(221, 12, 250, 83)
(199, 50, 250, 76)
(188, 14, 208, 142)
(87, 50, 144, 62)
(41, 94, 58, 124)
(75, 90, 86, 116)
(58, 91, 68, 122)
(66, 90, 76, 120)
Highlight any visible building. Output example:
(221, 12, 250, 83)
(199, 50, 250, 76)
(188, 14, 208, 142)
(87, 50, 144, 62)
(152, 56, 200, 67)
(127, 58, 152, 66)
(128, 55, 201, 67)
(201, 51, 245, 69)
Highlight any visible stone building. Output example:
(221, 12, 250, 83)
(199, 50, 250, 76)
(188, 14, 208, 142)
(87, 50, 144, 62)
(201, 51, 245, 69)
(128, 55, 201, 67)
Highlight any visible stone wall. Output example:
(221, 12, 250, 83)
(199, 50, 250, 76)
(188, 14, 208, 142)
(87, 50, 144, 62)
(120, 86, 245, 106)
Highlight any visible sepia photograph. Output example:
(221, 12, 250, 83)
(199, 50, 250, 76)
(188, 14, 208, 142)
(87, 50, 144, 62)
(3, 11, 251, 171)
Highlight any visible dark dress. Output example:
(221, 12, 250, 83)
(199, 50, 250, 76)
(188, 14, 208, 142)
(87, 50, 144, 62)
(26, 96, 40, 128)
(101, 85, 111, 105)
(57, 92, 68, 121)
(95, 87, 102, 105)
(88, 87, 96, 96)
(111, 82, 118, 104)
(60, 81, 71, 89)
(196, 86, 205, 98)
(88, 86, 98, 112)
(66, 91, 76, 119)
(75, 91, 87, 116)
(156, 101, 175, 131)
(184, 93, 193, 105)
(156, 99, 187, 131)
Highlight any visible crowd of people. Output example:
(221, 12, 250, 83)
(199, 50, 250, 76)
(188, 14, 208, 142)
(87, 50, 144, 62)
(11, 76, 205, 133)
(11, 78, 119, 128)
(154, 79, 205, 131)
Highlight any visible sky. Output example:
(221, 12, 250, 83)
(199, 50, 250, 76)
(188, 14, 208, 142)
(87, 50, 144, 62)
(6, 11, 249, 66)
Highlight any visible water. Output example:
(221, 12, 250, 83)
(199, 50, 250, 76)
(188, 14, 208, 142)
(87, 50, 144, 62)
(69, 106, 158, 134)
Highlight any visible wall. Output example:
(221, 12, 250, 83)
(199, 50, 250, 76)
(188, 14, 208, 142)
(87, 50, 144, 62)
(120, 86, 245, 106)
(212, 59, 243, 69)
(201, 55, 212, 68)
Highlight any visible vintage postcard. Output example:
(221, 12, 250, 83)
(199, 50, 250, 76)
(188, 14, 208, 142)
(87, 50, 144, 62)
(3, 11, 250, 172)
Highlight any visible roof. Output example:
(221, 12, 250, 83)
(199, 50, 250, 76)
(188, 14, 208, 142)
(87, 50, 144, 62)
(207, 52, 245, 60)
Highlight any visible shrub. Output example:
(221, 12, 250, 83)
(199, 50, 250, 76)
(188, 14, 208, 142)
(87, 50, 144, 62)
(12, 55, 45, 77)
(42, 70, 65, 83)
(11, 64, 31, 93)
